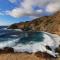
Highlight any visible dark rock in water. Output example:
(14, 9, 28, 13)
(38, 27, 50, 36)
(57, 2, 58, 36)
(55, 47, 60, 53)
(46, 46, 52, 51)
(0, 49, 4, 53)
(4, 47, 14, 53)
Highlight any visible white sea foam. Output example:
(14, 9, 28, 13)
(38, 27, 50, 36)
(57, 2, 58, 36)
(14, 29, 23, 32)
(13, 32, 60, 57)
(0, 31, 60, 57)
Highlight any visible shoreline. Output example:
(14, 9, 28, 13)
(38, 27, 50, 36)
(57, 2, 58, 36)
(0, 52, 59, 60)
(0, 47, 59, 60)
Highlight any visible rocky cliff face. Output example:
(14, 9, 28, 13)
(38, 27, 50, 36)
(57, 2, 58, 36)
(8, 12, 60, 35)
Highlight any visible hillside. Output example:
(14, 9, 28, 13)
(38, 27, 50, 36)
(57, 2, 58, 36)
(8, 11, 60, 35)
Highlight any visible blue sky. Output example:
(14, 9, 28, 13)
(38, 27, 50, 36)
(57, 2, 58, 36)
(0, 0, 33, 25)
(0, 0, 60, 25)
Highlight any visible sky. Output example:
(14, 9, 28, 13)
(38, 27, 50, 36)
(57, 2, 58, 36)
(0, 0, 60, 25)
(0, 0, 33, 25)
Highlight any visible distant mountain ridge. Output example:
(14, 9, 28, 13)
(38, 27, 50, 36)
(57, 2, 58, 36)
(8, 11, 60, 35)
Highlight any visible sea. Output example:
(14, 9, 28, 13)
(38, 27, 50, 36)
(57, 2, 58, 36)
(0, 26, 60, 57)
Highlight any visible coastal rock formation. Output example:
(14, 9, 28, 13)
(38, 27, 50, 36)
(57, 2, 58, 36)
(0, 47, 14, 53)
(4, 47, 14, 53)
(8, 11, 60, 35)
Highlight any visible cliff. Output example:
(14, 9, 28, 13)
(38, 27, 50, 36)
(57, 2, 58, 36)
(8, 11, 60, 35)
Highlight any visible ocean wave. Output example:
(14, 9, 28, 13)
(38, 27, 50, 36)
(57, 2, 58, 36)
(0, 29, 60, 57)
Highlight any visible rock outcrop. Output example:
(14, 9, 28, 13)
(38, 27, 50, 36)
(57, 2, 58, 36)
(0, 47, 14, 53)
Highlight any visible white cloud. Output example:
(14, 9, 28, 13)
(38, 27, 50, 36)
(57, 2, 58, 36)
(7, 0, 60, 18)
(46, 3, 60, 13)
(8, 0, 16, 3)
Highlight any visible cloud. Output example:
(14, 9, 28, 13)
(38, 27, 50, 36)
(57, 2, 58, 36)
(0, 11, 9, 16)
(8, 0, 60, 18)
(46, 3, 60, 13)
(8, 0, 16, 3)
